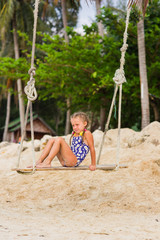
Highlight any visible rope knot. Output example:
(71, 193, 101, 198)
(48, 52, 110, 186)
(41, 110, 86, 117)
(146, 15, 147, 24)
(28, 67, 36, 76)
(24, 67, 38, 101)
(113, 69, 126, 85)
(120, 43, 128, 52)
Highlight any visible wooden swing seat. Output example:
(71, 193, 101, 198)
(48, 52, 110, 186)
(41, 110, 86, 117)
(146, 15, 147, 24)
(12, 164, 127, 172)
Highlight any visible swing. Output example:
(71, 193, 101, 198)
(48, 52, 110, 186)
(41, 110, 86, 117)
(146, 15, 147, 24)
(12, 0, 132, 174)
(13, 164, 127, 174)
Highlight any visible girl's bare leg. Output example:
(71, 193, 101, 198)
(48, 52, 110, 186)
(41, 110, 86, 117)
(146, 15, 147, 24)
(56, 152, 66, 166)
(36, 138, 55, 165)
(27, 138, 56, 168)
(36, 137, 77, 168)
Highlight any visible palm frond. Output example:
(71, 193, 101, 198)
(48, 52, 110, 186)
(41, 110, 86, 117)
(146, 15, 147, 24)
(0, 0, 15, 29)
(128, 0, 150, 15)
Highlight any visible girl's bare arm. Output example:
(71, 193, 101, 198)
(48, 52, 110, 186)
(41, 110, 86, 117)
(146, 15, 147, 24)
(85, 131, 96, 171)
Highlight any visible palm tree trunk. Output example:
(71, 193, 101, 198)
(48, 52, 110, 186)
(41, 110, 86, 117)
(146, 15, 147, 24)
(150, 101, 159, 121)
(65, 98, 71, 135)
(95, 0, 104, 37)
(61, 0, 69, 43)
(3, 90, 11, 142)
(61, 0, 70, 134)
(42, 0, 49, 20)
(137, 17, 150, 129)
(0, 27, 6, 57)
(13, 13, 25, 136)
(100, 106, 106, 131)
(95, 0, 106, 130)
(55, 110, 60, 134)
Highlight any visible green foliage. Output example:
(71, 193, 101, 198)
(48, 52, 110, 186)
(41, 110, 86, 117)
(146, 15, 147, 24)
(144, 0, 160, 97)
(0, 57, 29, 82)
(34, 28, 121, 116)
(0, 2, 160, 136)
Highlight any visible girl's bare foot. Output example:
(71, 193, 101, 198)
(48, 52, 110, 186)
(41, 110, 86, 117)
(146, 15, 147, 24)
(27, 160, 43, 168)
(36, 162, 51, 168)
(36, 159, 51, 168)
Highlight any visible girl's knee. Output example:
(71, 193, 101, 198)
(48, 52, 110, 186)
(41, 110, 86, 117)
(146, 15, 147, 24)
(55, 137, 64, 143)
(48, 138, 55, 145)
(49, 137, 65, 146)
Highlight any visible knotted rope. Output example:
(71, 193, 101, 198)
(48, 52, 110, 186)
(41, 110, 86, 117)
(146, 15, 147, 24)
(17, 0, 39, 174)
(24, 67, 38, 101)
(97, 7, 131, 169)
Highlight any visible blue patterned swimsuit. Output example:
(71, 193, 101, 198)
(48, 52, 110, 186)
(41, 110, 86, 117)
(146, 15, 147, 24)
(71, 135, 90, 167)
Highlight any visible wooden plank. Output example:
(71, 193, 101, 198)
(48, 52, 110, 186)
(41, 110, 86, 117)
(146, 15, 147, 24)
(12, 164, 127, 172)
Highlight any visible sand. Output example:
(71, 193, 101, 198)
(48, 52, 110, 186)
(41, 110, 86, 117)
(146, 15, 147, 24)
(0, 121, 160, 240)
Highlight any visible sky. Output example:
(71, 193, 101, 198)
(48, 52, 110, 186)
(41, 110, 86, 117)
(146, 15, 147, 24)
(76, 0, 96, 33)
(76, 0, 125, 33)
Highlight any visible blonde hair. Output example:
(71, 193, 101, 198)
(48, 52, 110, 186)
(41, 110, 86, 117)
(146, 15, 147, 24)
(70, 112, 89, 145)
(70, 112, 89, 128)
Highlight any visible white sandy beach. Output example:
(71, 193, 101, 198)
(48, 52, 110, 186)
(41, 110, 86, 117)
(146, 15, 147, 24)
(0, 121, 160, 240)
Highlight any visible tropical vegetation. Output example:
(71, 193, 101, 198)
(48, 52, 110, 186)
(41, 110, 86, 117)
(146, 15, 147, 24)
(0, 0, 160, 140)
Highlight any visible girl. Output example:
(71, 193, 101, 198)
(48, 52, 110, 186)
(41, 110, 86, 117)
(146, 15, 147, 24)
(35, 112, 96, 171)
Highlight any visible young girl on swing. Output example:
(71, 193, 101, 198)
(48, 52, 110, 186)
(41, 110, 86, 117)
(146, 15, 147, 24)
(35, 112, 96, 171)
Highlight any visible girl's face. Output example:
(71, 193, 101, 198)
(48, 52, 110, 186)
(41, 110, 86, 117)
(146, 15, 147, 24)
(71, 117, 87, 134)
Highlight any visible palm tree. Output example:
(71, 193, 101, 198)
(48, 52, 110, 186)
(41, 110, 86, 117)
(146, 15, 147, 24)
(61, 0, 69, 43)
(53, 0, 80, 135)
(13, 9, 25, 136)
(42, 0, 80, 134)
(0, 0, 32, 138)
(137, 0, 150, 128)
(2, 79, 11, 141)
(95, 0, 104, 37)
(60, 0, 70, 134)
(0, 0, 42, 139)
(129, 1, 150, 129)
(0, 1, 24, 138)
(95, 0, 106, 130)
(137, 9, 150, 128)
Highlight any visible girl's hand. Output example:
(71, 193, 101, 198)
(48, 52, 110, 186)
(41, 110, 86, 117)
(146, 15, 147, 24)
(89, 164, 96, 171)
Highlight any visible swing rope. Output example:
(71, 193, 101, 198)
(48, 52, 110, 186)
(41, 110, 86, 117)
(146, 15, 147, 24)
(16, 0, 39, 174)
(97, 7, 131, 169)
(16, 2, 130, 173)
